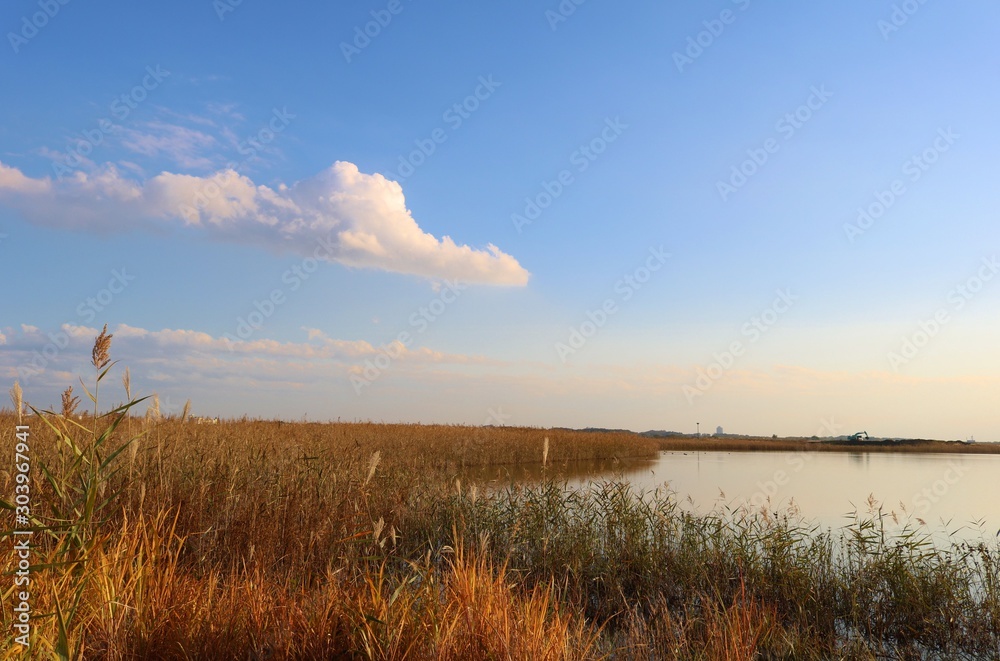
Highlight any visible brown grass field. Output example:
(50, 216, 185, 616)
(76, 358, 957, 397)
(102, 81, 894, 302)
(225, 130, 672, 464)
(1, 335, 998, 658)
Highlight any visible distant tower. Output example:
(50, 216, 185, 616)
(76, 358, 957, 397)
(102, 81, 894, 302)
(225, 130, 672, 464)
(716, 426, 724, 435)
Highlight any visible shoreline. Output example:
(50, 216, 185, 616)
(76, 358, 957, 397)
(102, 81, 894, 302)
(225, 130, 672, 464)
(649, 434, 1000, 454)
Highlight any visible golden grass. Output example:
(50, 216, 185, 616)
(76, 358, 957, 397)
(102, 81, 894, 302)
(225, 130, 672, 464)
(2, 506, 601, 660)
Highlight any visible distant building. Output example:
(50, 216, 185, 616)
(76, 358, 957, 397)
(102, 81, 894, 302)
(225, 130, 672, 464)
(716, 426, 724, 435)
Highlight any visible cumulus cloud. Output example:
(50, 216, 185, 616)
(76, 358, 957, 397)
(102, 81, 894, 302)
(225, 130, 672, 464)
(0, 160, 529, 286)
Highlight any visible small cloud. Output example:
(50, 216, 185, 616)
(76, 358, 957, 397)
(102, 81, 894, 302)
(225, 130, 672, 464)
(116, 160, 146, 176)
(187, 74, 231, 86)
(207, 102, 245, 122)
(154, 106, 218, 128)
(119, 121, 217, 169)
(303, 327, 327, 341)
(37, 145, 96, 172)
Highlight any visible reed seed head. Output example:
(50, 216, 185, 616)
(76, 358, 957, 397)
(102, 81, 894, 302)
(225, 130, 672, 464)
(364, 450, 381, 487)
(92, 324, 112, 370)
(9, 381, 22, 424)
(9, 380, 22, 412)
(146, 393, 161, 423)
(61, 385, 80, 418)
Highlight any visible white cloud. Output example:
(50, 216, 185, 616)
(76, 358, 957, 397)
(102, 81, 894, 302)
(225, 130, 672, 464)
(0, 160, 529, 286)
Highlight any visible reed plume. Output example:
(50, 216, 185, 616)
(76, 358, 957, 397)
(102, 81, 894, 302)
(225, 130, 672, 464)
(364, 450, 380, 487)
(61, 385, 80, 419)
(92, 323, 112, 370)
(122, 367, 131, 400)
(9, 380, 22, 425)
(89, 324, 113, 425)
(146, 393, 161, 423)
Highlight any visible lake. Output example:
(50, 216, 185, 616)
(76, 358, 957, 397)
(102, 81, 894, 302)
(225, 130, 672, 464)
(467, 450, 1000, 541)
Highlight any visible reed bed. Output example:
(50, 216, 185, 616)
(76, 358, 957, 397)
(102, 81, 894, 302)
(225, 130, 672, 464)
(1, 336, 998, 658)
(3, 411, 997, 659)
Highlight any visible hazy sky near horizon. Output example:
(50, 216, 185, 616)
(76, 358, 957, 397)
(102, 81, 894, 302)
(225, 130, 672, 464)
(2, 1, 999, 440)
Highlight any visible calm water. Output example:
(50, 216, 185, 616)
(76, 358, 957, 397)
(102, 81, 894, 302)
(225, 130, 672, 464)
(468, 451, 1000, 540)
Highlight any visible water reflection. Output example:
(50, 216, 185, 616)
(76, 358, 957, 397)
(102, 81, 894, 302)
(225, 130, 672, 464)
(846, 452, 869, 468)
(461, 455, 658, 485)
(465, 450, 1000, 541)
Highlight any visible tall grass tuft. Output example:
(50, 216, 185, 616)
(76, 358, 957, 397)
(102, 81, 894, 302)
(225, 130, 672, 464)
(3, 326, 149, 658)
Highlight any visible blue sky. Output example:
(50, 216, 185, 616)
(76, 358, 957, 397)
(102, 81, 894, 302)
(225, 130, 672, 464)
(2, 1, 999, 440)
